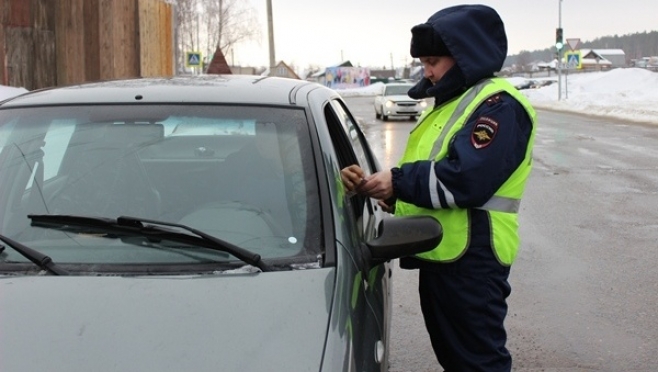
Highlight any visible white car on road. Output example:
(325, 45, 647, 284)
(374, 83, 428, 121)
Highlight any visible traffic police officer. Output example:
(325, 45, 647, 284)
(341, 4, 537, 371)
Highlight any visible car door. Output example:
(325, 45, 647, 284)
(324, 98, 391, 371)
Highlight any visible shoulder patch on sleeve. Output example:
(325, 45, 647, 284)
(471, 116, 498, 149)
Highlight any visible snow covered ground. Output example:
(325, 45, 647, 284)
(521, 68, 658, 124)
(338, 67, 658, 125)
(2, 68, 657, 124)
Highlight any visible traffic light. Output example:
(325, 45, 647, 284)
(555, 27, 564, 50)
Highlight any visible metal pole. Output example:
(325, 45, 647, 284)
(217, 0, 223, 64)
(197, 10, 200, 74)
(267, 0, 275, 71)
(557, 0, 562, 101)
(565, 68, 568, 99)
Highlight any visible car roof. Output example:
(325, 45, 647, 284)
(0, 75, 326, 108)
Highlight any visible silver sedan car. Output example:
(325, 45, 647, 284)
(0, 75, 441, 372)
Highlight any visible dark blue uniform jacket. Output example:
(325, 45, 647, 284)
(396, 6, 534, 262)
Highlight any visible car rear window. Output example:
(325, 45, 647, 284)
(385, 85, 413, 96)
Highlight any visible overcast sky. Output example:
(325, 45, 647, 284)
(230, 0, 657, 69)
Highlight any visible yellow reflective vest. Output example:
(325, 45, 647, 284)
(395, 78, 537, 265)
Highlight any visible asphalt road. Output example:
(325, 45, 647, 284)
(343, 95, 658, 372)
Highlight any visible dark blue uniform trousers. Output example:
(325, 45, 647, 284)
(418, 245, 512, 372)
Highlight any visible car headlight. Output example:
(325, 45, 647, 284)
(385, 100, 394, 108)
(419, 100, 428, 108)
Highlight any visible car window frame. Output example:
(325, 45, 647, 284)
(324, 98, 379, 239)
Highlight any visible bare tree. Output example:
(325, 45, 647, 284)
(203, 0, 261, 65)
(173, 0, 261, 72)
(173, 0, 200, 72)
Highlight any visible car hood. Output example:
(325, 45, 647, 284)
(0, 268, 335, 372)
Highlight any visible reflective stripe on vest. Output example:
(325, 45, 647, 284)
(395, 78, 537, 265)
(428, 79, 496, 160)
(478, 195, 521, 213)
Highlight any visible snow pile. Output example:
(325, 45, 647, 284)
(336, 68, 658, 124)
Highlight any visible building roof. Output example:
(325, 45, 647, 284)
(206, 47, 232, 75)
(332, 61, 353, 67)
(261, 61, 301, 79)
(277, 61, 301, 79)
(580, 49, 626, 58)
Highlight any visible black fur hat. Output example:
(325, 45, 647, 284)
(410, 23, 451, 57)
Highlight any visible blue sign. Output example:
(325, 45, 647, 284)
(186, 52, 202, 67)
(565, 52, 581, 69)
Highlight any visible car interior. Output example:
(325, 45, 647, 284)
(0, 107, 323, 264)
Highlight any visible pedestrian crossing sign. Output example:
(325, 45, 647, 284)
(186, 52, 202, 67)
(565, 51, 581, 69)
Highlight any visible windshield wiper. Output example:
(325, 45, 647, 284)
(28, 214, 273, 272)
(0, 233, 69, 275)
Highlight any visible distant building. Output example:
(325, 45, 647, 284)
(264, 61, 300, 79)
(206, 47, 232, 75)
(631, 56, 658, 68)
(229, 66, 257, 75)
(306, 69, 325, 83)
(409, 65, 424, 81)
(206, 49, 258, 75)
(578, 49, 626, 69)
(310, 61, 372, 88)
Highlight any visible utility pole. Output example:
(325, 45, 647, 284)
(196, 12, 200, 74)
(196, 1, 202, 75)
(557, 0, 563, 100)
(217, 0, 224, 62)
(266, 0, 275, 71)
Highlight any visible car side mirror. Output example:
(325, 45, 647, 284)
(360, 215, 442, 269)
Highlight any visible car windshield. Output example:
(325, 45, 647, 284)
(384, 85, 413, 96)
(0, 104, 322, 273)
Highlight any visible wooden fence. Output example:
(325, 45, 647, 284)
(0, 0, 173, 90)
